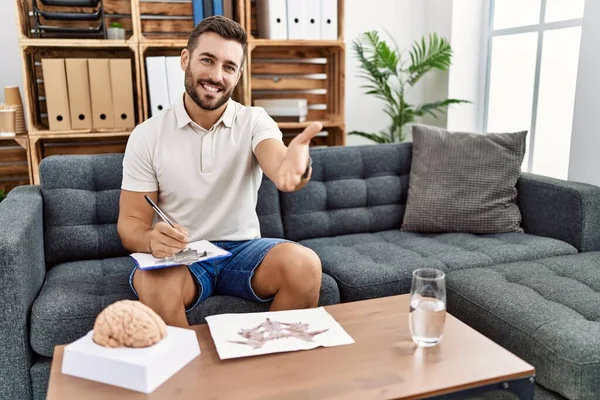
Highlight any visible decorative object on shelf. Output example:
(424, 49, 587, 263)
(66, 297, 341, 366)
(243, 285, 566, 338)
(4, 86, 26, 135)
(0, 104, 17, 134)
(107, 21, 125, 40)
(31, 0, 107, 39)
(348, 31, 470, 143)
(254, 98, 308, 122)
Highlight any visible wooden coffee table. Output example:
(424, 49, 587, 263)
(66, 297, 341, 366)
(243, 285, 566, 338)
(46, 294, 535, 399)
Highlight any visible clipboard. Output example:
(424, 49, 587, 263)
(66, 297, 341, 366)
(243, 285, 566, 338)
(130, 240, 232, 270)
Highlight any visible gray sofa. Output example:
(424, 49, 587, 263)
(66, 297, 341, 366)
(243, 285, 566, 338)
(2, 142, 600, 400)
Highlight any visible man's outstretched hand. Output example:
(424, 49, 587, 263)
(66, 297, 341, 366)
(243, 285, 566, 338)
(277, 121, 323, 192)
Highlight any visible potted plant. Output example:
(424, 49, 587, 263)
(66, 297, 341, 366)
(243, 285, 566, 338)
(107, 21, 126, 40)
(0, 189, 6, 203)
(349, 31, 470, 143)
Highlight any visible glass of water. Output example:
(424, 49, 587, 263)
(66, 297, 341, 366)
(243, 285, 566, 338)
(409, 268, 446, 347)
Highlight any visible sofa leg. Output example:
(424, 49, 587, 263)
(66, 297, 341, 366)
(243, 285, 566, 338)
(424, 376, 535, 399)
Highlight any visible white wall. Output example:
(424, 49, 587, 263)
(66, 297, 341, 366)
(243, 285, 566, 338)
(0, 0, 24, 105)
(568, 0, 600, 186)
(446, 0, 490, 132)
(344, 0, 464, 145)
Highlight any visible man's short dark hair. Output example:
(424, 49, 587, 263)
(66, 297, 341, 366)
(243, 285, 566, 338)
(187, 16, 248, 65)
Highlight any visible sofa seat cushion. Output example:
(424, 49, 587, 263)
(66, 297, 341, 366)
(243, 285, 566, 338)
(446, 252, 600, 400)
(30, 257, 340, 358)
(300, 230, 577, 302)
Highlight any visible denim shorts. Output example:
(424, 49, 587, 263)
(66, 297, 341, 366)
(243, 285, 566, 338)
(129, 237, 291, 312)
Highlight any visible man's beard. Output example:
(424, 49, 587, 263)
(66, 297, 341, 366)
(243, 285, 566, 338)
(184, 66, 234, 111)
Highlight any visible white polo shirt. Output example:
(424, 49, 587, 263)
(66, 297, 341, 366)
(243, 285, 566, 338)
(121, 94, 283, 242)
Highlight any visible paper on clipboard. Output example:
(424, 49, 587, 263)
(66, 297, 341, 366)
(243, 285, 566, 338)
(130, 240, 231, 270)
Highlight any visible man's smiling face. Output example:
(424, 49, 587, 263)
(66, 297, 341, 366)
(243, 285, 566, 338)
(183, 31, 243, 111)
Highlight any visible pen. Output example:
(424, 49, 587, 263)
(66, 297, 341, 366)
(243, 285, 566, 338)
(144, 195, 175, 228)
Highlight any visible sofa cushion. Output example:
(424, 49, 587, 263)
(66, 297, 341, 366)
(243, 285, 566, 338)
(40, 154, 128, 264)
(446, 252, 600, 400)
(280, 143, 412, 241)
(401, 124, 527, 234)
(300, 230, 577, 302)
(30, 257, 340, 358)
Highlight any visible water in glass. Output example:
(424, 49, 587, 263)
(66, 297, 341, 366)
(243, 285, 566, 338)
(409, 268, 446, 347)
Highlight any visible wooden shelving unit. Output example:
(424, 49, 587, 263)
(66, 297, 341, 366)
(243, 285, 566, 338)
(10, 0, 346, 186)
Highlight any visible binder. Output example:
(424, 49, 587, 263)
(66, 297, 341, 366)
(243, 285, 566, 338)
(303, 0, 321, 40)
(41, 58, 72, 130)
(192, 0, 204, 25)
(145, 56, 170, 116)
(256, 0, 288, 40)
(203, 0, 213, 17)
(109, 59, 136, 129)
(320, 0, 338, 40)
(165, 56, 185, 106)
(223, 0, 233, 19)
(65, 58, 92, 129)
(212, 0, 223, 16)
(286, 0, 306, 39)
(87, 58, 115, 129)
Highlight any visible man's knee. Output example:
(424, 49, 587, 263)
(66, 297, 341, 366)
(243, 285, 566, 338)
(280, 246, 322, 291)
(133, 265, 190, 302)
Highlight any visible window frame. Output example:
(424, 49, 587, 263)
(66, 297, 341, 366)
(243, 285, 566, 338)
(482, 0, 584, 172)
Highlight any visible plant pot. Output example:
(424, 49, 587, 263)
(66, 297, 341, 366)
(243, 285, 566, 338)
(107, 27, 125, 40)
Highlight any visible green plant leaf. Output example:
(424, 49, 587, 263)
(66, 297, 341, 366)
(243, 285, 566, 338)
(414, 98, 472, 117)
(347, 131, 392, 143)
(408, 33, 453, 86)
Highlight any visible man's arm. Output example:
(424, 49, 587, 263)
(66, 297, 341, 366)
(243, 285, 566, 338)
(117, 190, 188, 257)
(254, 121, 321, 192)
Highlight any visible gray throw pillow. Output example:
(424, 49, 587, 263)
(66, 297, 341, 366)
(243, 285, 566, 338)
(401, 124, 527, 234)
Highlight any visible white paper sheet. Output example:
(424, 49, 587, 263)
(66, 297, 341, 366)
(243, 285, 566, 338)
(130, 240, 231, 270)
(205, 307, 354, 359)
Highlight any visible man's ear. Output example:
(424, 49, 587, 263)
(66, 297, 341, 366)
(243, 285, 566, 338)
(180, 48, 189, 71)
(235, 66, 244, 86)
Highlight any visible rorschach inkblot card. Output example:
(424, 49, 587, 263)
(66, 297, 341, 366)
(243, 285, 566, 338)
(205, 307, 355, 360)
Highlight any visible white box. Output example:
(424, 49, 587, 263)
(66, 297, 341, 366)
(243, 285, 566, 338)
(61, 326, 200, 394)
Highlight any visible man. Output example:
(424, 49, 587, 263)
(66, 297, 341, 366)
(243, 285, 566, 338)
(117, 16, 323, 328)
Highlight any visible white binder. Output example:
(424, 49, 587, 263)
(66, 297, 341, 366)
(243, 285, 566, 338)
(145, 56, 169, 117)
(303, 0, 321, 40)
(256, 0, 288, 40)
(320, 0, 338, 40)
(286, 0, 306, 40)
(165, 56, 185, 106)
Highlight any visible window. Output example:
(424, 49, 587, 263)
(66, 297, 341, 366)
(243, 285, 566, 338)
(483, 0, 585, 179)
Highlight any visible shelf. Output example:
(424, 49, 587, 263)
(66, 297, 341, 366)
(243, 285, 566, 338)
(28, 129, 132, 140)
(0, 133, 29, 150)
(20, 38, 135, 48)
(139, 39, 187, 49)
(249, 39, 344, 48)
(277, 119, 343, 130)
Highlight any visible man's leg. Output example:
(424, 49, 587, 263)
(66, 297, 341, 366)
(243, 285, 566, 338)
(131, 265, 198, 328)
(251, 243, 322, 311)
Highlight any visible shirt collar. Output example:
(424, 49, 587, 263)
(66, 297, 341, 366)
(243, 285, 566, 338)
(175, 94, 235, 130)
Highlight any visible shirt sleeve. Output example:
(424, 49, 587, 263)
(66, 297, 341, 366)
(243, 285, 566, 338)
(251, 107, 283, 153)
(121, 126, 158, 192)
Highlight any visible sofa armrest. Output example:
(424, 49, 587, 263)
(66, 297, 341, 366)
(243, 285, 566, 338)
(0, 186, 46, 400)
(516, 172, 600, 252)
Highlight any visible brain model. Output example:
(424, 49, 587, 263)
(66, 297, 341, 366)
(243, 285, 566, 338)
(92, 300, 168, 348)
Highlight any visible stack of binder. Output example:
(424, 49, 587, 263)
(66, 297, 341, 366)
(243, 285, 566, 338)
(145, 56, 186, 117)
(41, 58, 136, 131)
(254, 99, 308, 122)
(255, 0, 338, 40)
(31, 0, 107, 39)
(192, 0, 235, 25)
